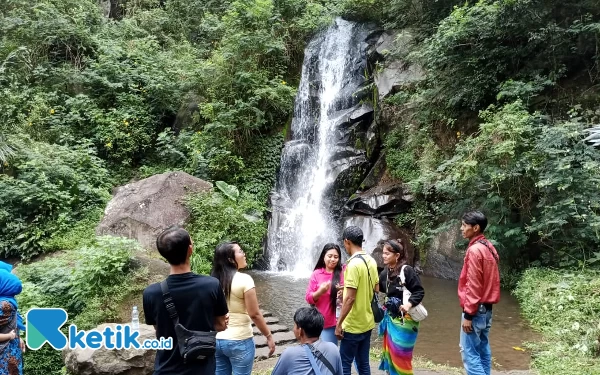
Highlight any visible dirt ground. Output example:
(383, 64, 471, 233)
(251, 356, 536, 374)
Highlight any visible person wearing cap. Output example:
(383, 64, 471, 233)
(458, 211, 500, 375)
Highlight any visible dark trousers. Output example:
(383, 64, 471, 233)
(339, 330, 372, 375)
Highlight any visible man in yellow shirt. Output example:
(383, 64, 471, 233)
(335, 226, 379, 375)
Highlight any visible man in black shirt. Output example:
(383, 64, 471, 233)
(143, 226, 229, 375)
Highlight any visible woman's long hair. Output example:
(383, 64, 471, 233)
(385, 238, 406, 277)
(313, 243, 343, 314)
(211, 241, 239, 299)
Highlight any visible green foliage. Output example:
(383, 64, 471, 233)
(70, 236, 139, 300)
(237, 133, 284, 202)
(23, 346, 64, 375)
(514, 268, 600, 374)
(42, 208, 105, 253)
(216, 180, 241, 201)
(430, 101, 600, 269)
(0, 142, 111, 259)
(186, 190, 267, 274)
(416, 0, 600, 111)
(16, 237, 145, 375)
(16, 236, 138, 315)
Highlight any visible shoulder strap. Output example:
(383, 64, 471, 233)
(356, 254, 374, 289)
(303, 344, 323, 375)
(399, 265, 407, 285)
(476, 240, 499, 263)
(307, 343, 336, 375)
(160, 280, 180, 327)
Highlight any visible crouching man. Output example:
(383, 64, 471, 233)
(272, 307, 342, 375)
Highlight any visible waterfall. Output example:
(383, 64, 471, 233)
(266, 18, 373, 275)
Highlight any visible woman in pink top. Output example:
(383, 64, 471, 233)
(305, 243, 345, 345)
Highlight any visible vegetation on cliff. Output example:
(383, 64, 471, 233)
(2, 0, 600, 373)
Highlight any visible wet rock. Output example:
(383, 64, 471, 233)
(96, 172, 212, 250)
(373, 31, 399, 59)
(423, 226, 464, 280)
(375, 60, 425, 99)
(365, 121, 380, 161)
(63, 323, 156, 375)
(345, 183, 412, 218)
(359, 153, 386, 191)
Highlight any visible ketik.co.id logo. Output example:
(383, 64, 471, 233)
(26, 308, 172, 350)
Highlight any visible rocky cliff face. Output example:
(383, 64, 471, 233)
(343, 29, 464, 279)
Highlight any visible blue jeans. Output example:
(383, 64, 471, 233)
(460, 310, 493, 375)
(340, 330, 372, 375)
(215, 337, 255, 375)
(320, 327, 338, 345)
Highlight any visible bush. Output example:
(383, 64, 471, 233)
(70, 236, 139, 300)
(416, 0, 600, 111)
(436, 102, 599, 268)
(0, 141, 111, 260)
(514, 268, 600, 374)
(16, 236, 138, 316)
(23, 346, 64, 375)
(185, 187, 267, 274)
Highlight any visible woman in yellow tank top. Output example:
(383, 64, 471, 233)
(211, 242, 275, 375)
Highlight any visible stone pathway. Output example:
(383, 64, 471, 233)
(253, 310, 297, 360)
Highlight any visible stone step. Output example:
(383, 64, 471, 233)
(252, 316, 279, 325)
(260, 310, 272, 318)
(254, 342, 297, 361)
(254, 331, 297, 348)
(253, 324, 288, 336)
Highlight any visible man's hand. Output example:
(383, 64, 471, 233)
(19, 338, 25, 353)
(334, 325, 343, 340)
(462, 318, 473, 333)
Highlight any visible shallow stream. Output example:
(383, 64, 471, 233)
(250, 271, 535, 370)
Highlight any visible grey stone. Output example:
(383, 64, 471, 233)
(360, 153, 386, 191)
(423, 227, 465, 280)
(345, 183, 411, 218)
(96, 172, 212, 250)
(254, 331, 297, 348)
(254, 343, 295, 361)
(375, 60, 425, 99)
(374, 31, 399, 58)
(63, 323, 156, 375)
(365, 121, 380, 161)
(252, 316, 280, 325)
(253, 324, 287, 336)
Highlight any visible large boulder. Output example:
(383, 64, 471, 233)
(96, 172, 212, 250)
(63, 324, 156, 375)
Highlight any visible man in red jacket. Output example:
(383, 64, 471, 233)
(458, 211, 500, 375)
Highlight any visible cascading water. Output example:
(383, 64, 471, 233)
(266, 18, 374, 275)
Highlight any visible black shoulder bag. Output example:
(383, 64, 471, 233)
(356, 255, 385, 323)
(160, 280, 217, 363)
